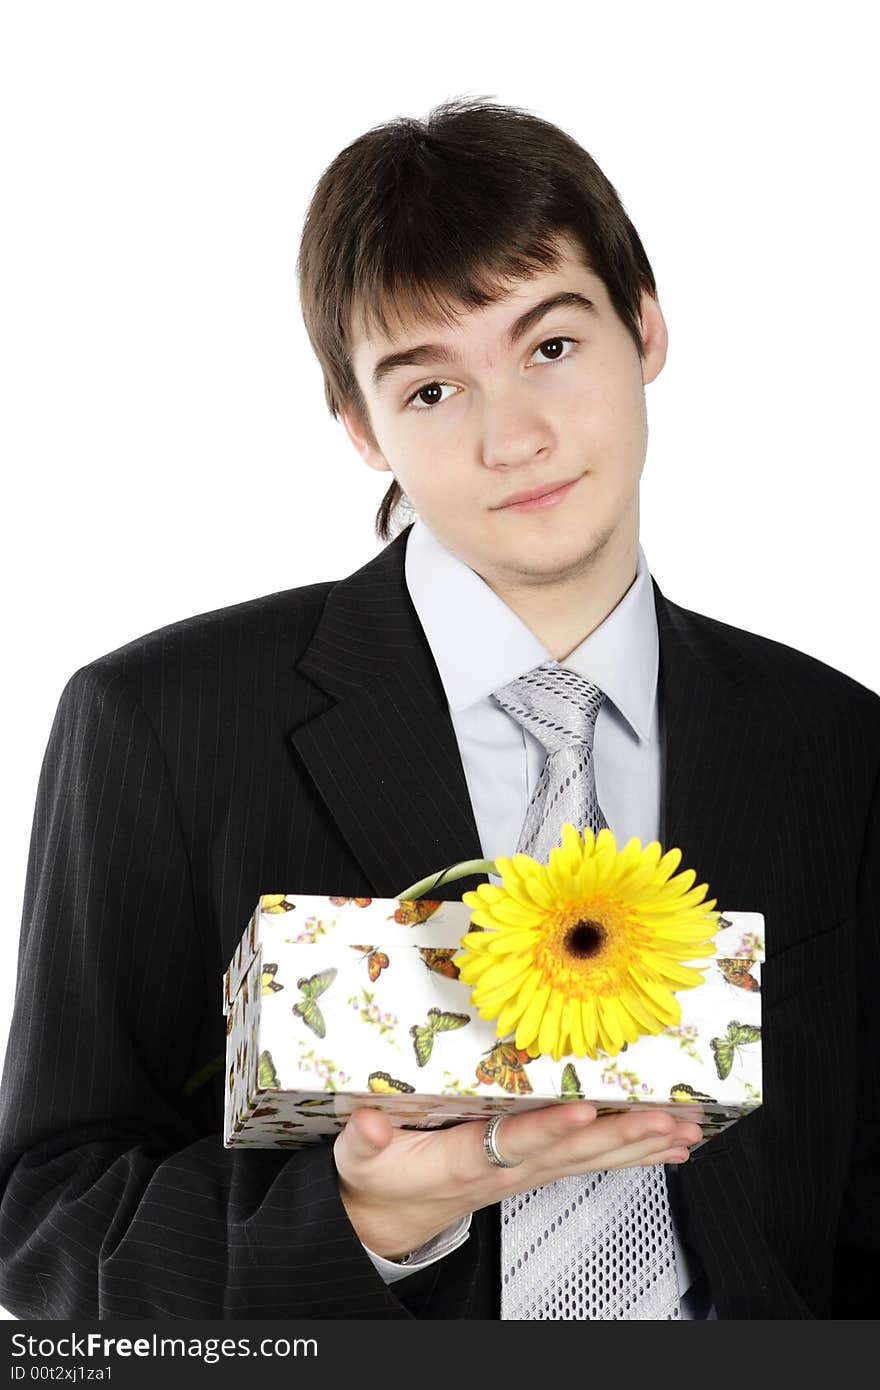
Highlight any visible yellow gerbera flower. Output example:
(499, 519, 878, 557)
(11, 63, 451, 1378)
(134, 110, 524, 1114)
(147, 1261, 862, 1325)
(453, 825, 719, 1063)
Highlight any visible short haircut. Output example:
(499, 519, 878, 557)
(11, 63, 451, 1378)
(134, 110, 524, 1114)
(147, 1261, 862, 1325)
(296, 95, 657, 540)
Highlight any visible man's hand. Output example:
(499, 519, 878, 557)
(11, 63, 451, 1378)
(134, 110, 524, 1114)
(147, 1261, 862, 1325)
(334, 1102, 702, 1260)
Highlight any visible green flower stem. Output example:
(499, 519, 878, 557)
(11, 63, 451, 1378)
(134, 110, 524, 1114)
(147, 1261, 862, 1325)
(395, 859, 497, 901)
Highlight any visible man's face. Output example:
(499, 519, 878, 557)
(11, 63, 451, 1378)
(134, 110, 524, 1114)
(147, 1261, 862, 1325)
(341, 237, 667, 588)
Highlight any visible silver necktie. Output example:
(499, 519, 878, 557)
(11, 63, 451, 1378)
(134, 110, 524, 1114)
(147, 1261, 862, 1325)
(491, 659, 681, 1320)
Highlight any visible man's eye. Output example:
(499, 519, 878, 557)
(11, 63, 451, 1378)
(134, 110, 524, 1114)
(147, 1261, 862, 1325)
(532, 336, 577, 363)
(406, 382, 457, 411)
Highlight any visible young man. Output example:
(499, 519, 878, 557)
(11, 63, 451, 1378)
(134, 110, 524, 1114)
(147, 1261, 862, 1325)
(0, 98, 877, 1321)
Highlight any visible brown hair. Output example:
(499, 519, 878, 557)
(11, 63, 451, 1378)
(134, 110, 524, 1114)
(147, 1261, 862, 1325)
(296, 95, 657, 540)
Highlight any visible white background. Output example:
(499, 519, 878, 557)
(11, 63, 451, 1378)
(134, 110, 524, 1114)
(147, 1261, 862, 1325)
(0, 0, 876, 1318)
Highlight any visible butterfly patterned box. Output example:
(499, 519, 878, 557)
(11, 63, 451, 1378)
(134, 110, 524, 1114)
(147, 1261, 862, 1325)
(221, 895, 764, 1151)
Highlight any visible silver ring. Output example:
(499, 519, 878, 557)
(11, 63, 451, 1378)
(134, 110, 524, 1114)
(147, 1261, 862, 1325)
(483, 1114, 523, 1168)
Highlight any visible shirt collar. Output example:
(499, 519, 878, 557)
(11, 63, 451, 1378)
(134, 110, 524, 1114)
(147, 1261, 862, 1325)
(404, 517, 659, 745)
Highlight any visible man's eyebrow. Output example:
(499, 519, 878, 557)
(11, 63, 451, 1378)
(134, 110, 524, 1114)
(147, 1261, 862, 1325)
(370, 291, 598, 391)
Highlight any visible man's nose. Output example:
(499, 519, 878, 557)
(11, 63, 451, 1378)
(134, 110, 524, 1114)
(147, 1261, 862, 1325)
(478, 386, 555, 470)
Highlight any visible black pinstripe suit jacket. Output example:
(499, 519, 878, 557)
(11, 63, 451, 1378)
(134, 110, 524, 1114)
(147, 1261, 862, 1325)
(1, 524, 878, 1320)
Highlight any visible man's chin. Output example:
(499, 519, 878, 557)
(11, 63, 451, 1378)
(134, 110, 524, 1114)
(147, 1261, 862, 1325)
(473, 541, 608, 586)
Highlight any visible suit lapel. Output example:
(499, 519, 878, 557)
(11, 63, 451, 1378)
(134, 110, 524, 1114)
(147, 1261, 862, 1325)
(289, 527, 486, 900)
(653, 580, 787, 912)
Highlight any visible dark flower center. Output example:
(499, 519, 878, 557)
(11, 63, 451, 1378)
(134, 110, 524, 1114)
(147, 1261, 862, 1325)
(564, 919, 606, 958)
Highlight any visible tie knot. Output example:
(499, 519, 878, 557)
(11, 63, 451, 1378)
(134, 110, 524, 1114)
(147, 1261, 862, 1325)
(492, 660, 606, 755)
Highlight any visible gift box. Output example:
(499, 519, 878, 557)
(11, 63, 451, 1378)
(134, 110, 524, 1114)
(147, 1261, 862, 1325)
(221, 894, 764, 1151)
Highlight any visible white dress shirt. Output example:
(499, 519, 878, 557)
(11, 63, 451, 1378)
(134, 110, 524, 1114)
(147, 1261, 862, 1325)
(359, 517, 714, 1317)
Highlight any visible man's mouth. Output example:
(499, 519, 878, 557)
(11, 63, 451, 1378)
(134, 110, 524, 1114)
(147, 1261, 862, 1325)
(493, 476, 582, 512)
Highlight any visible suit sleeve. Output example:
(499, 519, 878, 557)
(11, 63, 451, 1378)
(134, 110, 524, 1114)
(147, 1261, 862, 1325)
(0, 663, 423, 1319)
(833, 745, 880, 1317)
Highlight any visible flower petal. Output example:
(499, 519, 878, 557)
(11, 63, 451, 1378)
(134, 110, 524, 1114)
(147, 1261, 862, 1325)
(572, 859, 599, 899)
(653, 846, 684, 882)
(627, 970, 682, 1026)
(580, 995, 600, 1053)
(514, 982, 552, 1051)
(523, 874, 557, 910)
(617, 985, 667, 1033)
(597, 997, 625, 1055)
(568, 995, 586, 1056)
(538, 989, 566, 1059)
(561, 823, 587, 864)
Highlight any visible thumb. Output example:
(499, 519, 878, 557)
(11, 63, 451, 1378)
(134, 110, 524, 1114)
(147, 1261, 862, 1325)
(336, 1106, 395, 1166)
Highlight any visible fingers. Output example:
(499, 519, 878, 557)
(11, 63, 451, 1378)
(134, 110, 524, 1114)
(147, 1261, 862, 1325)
(486, 1101, 597, 1167)
(576, 1126, 695, 1173)
(480, 1103, 702, 1182)
(560, 1113, 702, 1176)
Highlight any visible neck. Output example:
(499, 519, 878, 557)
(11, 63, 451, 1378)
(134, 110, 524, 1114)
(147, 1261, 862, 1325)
(480, 528, 640, 661)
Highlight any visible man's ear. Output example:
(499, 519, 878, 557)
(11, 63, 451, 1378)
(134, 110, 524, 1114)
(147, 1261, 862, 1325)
(638, 290, 668, 385)
(339, 402, 392, 474)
